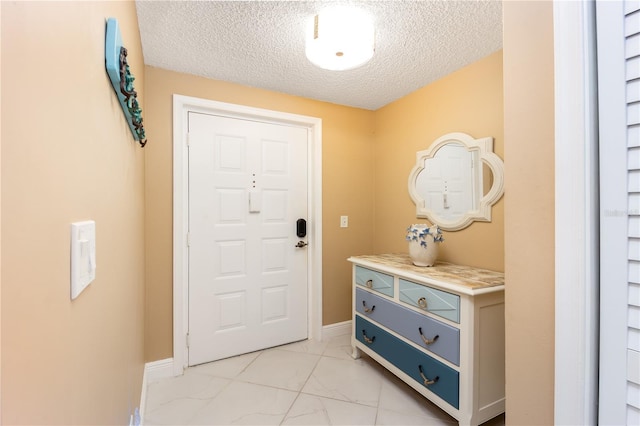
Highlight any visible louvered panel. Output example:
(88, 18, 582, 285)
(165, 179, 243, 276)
(629, 103, 640, 126)
(629, 382, 640, 409)
(632, 193, 640, 212)
(630, 328, 640, 352)
(630, 126, 640, 148)
(630, 305, 640, 330)
(631, 217, 640, 238)
(631, 282, 640, 304)
(629, 347, 640, 383)
(629, 170, 640, 192)
(628, 348, 639, 426)
(629, 80, 640, 102)
(631, 262, 640, 285)
(627, 33, 640, 58)
(625, 0, 640, 15)
(628, 405, 640, 426)
(630, 147, 640, 169)
(631, 239, 640, 262)
(628, 4, 640, 420)
(628, 56, 640, 81)
(626, 9, 640, 36)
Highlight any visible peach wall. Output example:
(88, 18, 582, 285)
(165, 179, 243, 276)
(373, 51, 505, 271)
(503, 1, 555, 424)
(1, 3, 3, 419)
(143, 67, 375, 361)
(1, 2, 145, 424)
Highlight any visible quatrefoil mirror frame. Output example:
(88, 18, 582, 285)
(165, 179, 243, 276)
(408, 132, 505, 231)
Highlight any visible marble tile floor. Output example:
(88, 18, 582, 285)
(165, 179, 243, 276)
(143, 334, 505, 426)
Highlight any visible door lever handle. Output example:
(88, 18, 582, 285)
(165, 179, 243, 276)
(295, 241, 308, 248)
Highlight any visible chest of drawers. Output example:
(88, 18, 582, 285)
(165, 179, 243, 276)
(349, 254, 505, 426)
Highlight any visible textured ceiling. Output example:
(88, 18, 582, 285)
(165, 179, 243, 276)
(136, 0, 503, 110)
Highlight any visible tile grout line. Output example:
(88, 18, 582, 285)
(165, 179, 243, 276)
(279, 346, 326, 424)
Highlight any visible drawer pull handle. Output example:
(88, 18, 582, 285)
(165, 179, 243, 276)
(362, 330, 375, 344)
(418, 365, 439, 386)
(365, 279, 373, 288)
(362, 300, 376, 313)
(417, 297, 428, 310)
(418, 327, 439, 345)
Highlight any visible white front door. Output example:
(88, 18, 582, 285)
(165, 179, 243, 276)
(187, 112, 309, 366)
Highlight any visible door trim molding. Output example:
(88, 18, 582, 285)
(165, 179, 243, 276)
(553, 1, 599, 424)
(172, 95, 323, 375)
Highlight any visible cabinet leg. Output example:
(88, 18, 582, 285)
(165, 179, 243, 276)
(351, 345, 362, 359)
(457, 413, 478, 426)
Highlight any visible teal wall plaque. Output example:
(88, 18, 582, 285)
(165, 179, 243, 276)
(105, 18, 146, 147)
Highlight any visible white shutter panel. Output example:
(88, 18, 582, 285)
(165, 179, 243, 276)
(625, 2, 640, 423)
(598, 0, 640, 423)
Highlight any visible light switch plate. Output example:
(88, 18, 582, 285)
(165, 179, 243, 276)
(71, 220, 96, 300)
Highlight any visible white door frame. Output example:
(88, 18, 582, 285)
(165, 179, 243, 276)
(553, 0, 599, 424)
(172, 95, 323, 375)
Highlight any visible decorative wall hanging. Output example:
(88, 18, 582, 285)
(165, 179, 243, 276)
(105, 18, 147, 147)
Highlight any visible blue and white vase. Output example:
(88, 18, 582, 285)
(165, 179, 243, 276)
(406, 224, 444, 267)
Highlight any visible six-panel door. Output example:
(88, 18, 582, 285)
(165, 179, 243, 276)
(188, 112, 309, 365)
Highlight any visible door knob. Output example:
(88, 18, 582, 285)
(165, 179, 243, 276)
(295, 241, 308, 248)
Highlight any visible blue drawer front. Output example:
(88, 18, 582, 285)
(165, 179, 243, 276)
(355, 288, 460, 365)
(355, 316, 459, 409)
(355, 266, 394, 297)
(399, 279, 460, 323)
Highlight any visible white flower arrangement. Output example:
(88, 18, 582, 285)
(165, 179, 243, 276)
(405, 224, 444, 248)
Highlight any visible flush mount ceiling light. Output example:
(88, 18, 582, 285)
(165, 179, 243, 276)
(305, 6, 375, 71)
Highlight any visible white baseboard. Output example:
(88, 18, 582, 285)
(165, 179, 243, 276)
(140, 358, 173, 424)
(322, 320, 351, 339)
(144, 357, 174, 381)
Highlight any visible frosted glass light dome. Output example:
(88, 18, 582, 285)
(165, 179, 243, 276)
(305, 6, 375, 71)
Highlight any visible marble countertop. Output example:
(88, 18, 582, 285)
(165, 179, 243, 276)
(348, 253, 504, 294)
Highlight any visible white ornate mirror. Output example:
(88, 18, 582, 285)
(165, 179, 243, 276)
(408, 132, 504, 231)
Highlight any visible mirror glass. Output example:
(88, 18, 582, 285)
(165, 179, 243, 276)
(414, 143, 482, 224)
(408, 133, 504, 231)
